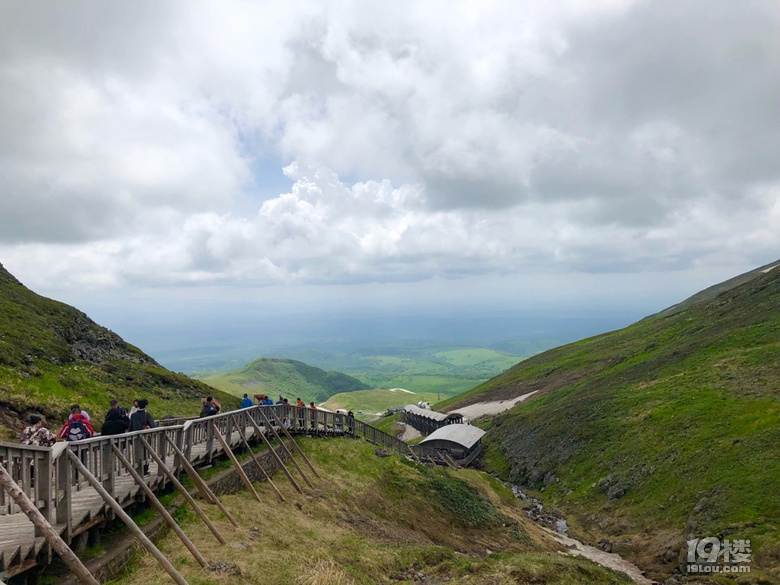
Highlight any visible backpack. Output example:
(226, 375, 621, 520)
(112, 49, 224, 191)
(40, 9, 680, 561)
(67, 418, 86, 441)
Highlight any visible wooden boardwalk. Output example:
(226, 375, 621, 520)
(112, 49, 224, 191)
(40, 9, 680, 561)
(0, 405, 440, 580)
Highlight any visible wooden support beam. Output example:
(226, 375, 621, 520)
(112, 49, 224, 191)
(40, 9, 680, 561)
(211, 428, 262, 503)
(260, 410, 314, 488)
(64, 451, 190, 585)
(0, 463, 100, 585)
(112, 445, 207, 568)
(163, 437, 214, 504)
(263, 408, 321, 479)
(160, 435, 239, 528)
(234, 425, 287, 502)
(258, 409, 314, 488)
(244, 414, 301, 493)
(407, 445, 421, 463)
(137, 437, 228, 543)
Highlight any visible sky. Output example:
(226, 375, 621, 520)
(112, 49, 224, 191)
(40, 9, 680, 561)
(1, 1, 779, 361)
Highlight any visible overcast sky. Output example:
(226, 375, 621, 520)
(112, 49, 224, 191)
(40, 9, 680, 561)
(1, 0, 779, 353)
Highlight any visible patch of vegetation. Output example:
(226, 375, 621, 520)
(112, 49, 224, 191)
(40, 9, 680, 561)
(428, 472, 501, 528)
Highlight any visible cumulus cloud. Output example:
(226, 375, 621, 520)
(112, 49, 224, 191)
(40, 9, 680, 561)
(1, 0, 779, 294)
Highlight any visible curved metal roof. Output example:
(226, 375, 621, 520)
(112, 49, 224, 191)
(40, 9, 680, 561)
(403, 404, 449, 421)
(419, 424, 486, 450)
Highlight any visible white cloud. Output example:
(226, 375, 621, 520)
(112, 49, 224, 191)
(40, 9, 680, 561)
(1, 0, 779, 300)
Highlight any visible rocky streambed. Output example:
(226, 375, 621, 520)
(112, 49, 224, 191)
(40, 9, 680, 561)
(510, 485, 655, 585)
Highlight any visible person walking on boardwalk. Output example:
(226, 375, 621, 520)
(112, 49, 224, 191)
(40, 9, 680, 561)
(200, 396, 220, 417)
(102, 408, 130, 436)
(129, 399, 156, 431)
(240, 393, 253, 408)
(21, 415, 57, 447)
(309, 402, 318, 430)
(58, 405, 94, 441)
(129, 399, 155, 475)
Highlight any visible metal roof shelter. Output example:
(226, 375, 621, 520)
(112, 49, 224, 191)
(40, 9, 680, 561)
(419, 424, 486, 465)
(420, 424, 485, 450)
(402, 405, 463, 435)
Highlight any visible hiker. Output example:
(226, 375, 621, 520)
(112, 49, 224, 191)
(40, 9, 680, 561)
(296, 398, 305, 429)
(309, 402, 317, 430)
(199, 396, 220, 417)
(68, 403, 90, 422)
(346, 410, 354, 433)
(129, 399, 139, 417)
(129, 399, 156, 431)
(21, 415, 57, 447)
(59, 405, 95, 441)
(106, 399, 129, 421)
(240, 393, 253, 408)
(102, 408, 130, 436)
(129, 399, 155, 475)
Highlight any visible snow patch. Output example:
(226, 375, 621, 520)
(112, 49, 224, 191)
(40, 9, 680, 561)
(449, 391, 538, 421)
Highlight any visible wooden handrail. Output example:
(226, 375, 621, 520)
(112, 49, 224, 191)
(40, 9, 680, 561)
(0, 402, 450, 579)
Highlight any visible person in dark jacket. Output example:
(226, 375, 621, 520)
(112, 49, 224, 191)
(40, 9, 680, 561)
(129, 399, 156, 431)
(199, 396, 220, 418)
(102, 408, 130, 436)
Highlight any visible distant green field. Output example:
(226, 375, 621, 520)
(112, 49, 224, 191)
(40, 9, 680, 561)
(321, 388, 439, 414)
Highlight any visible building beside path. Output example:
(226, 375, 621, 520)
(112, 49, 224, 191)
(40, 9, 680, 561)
(419, 424, 486, 465)
(402, 404, 463, 435)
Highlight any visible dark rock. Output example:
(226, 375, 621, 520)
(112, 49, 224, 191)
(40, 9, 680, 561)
(597, 539, 612, 553)
(375, 449, 390, 457)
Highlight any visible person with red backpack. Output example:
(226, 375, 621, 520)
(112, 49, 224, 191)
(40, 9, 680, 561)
(58, 405, 94, 441)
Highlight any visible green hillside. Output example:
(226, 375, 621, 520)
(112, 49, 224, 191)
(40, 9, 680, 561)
(444, 263, 780, 581)
(0, 262, 238, 439)
(114, 438, 634, 585)
(195, 357, 371, 403)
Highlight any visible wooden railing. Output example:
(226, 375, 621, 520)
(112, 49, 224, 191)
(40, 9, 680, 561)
(0, 404, 447, 578)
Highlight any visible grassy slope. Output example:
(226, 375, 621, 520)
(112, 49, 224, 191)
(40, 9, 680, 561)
(115, 438, 633, 585)
(443, 265, 780, 581)
(321, 389, 439, 414)
(0, 263, 238, 438)
(195, 357, 371, 404)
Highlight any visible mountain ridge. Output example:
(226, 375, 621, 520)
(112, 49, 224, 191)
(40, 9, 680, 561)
(0, 262, 238, 438)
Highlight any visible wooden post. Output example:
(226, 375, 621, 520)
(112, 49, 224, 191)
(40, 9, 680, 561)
(137, 437, 228, 543)
(407, 445, 421, 463)
(263, 409, 321, 479)
(259, 409, 314, 488)
(0, 463, 100, 585)
(161, 435, 214, 504)
(243, 415, 300, 493)
(161, 435, 238, 528)
(211, 428, 262, 502)
(235, 426, 287, 501)
(112, 445, 208, 568)
(64, 451, 190, 585)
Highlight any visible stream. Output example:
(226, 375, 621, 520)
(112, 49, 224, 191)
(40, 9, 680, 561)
(510, 486, 655, 585)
